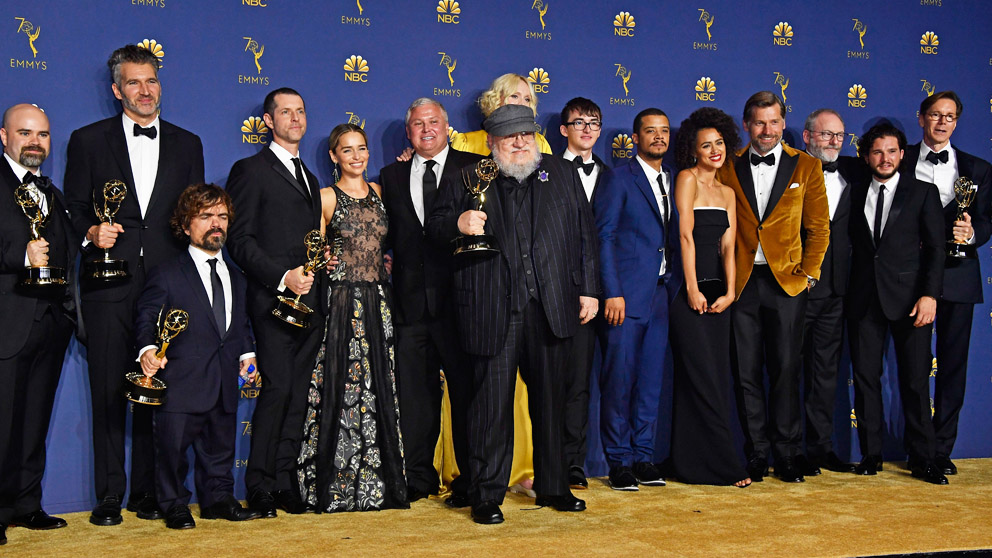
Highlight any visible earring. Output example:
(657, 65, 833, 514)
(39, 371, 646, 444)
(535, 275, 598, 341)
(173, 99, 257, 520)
(690, 156, 697, 166)
(333, 164, 340, 183)
(364, 167, 369, 182)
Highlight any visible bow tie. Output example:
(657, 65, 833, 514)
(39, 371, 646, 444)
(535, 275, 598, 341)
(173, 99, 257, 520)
(22, 172, 52, 190)
(572, 158, 596, 176)
(750, 153, 775, 166)
(926, 150, 949, 165)
(822, 160, 839, 173)
(133, 123, 158, 140)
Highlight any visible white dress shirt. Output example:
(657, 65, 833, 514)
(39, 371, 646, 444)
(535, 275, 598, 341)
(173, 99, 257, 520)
(269, 141, 311, 192)
(563, 148, 600, 202)
(410, 144, 450, 224)
(635, 154, 669, 275)
(821, 161, 848, 221)
(6, 153, 49, 266)
(864, 172, 900, 241)
(122, 113, 160, 218)
(748, 142, 784, 264)
(915, 142, 959, 208)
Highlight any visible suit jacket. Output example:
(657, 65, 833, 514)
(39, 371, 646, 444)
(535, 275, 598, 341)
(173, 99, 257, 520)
(63, 115, 204, 301)
(565, 152, 608, 205)
(380, 146, 482, 325)
(225, 147, 323, 315)
(848, 174, 945, 322)
(717, 143, 830, 297)
(426, 155, 599, 356)
(0, 164, 77, 358)
(808, 155, 865, 299)
(593, 158, 681, 315)
(902, 142, 992, 304)
(134, 250, 253, 414)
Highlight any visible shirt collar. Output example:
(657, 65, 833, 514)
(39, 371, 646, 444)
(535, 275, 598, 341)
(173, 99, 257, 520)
(563, 148, 594, 164)
(919, 141, 953, 161)
(4, 152, 37, 182)
(413, 143, 449, 170)
(122, 113, 161, 135)
(748, 141, 784, 162)
(871, 171, 900, 190)
(188, 243, 223, 265)
(268, 141, 300, 166)
(635, 154, 663, 181)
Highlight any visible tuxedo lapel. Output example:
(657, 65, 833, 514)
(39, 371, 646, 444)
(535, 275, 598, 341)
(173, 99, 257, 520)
(145, 122, 174, 215)
(734, 152, 760, 219)
(394, 160, 419, 227)
(264, 148, 312, 202)
(105, 122, 136, 191)
(764, 149, 798, 221)
(631, 161, 663, 224)
(179, 251, 222, 337)
(881, 177, 909, 245)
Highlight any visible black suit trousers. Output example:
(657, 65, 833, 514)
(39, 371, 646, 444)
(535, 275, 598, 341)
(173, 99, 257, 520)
(81, 263, 156, 500)
(563, 319, 596, 470)
(801, 295, 845, 457)
(469, 300, 569, 504)
(933, 300, 974, 457)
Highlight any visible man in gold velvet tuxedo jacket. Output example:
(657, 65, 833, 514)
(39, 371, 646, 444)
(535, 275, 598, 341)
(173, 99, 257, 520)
(715, 91, 829, 484)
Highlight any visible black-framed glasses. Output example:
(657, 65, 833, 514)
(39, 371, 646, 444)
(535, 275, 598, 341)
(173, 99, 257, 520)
(925, 112, 956, 123)
(810, 130, 845, 141)
(565, 120, 602, 131)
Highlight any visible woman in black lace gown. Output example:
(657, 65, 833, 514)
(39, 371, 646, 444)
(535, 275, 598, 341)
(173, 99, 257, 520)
(297, 123, 408, 511)
(668, 108, 750, 487)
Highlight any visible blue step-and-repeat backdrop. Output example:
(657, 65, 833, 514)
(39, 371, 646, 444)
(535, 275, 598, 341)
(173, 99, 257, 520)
(1, 0, 990, 513)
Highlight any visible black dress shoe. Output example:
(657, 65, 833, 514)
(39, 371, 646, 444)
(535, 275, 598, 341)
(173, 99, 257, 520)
(407, 488, 432, 502)
(608, 466, 639, 491)
(444, 493, 471, 509)
(131, 494, 163, 521)
(10, 510, 67, 530)
(90, 495, 123, 526)
(632, 462, 666, 486)
(471, 500, 503, 525)
(534, 494, 586, 512)
(746, 456, 768, 483)
(796, 454, 821, 477)
(247, 489, 277, 519)
(200, 498, 260, 521)
(774, 456, 805, 483)
(821, 452, 856, 473)
(273, 489, 309, 514)
(935, 455, 957, 476)
(911, 461, 949, 485)
(165, 505, 196, 530)
(854, 455, 883, 475)
(568, 466, 588, 490)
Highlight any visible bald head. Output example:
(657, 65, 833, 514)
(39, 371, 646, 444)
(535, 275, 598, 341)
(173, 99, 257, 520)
(1, 104, 50, 171)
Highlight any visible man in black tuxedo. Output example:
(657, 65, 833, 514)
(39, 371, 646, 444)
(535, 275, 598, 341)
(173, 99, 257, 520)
(226, 87, 322, 518)
(63, 44, 205, 526)
(427, 104, 599, 524)
(557, 97, 606, 489)
(798, 109, 860, 475)
(847, 122, 947, 485)
(135, 184, 259, 529)
(901, 91, 992, 476)
(379, 98, 481, 506)
(0, 104, 77, 544)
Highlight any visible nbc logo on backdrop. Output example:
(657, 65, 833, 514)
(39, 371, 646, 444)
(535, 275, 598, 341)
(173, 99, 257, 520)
(921, 31, 939, 54)
(614, 11, 635, 37)
(241, 116, 268, 145)
(694, 77, 716, 102)
(528, 67, 550, 94)
(612, 134, 634, 159)
(344, 55, 369, 83)
(137, 39, 164, 66)
(437, 0, 460, 24)
(773, 21, 793, 46)
(848, 84, 867, 108)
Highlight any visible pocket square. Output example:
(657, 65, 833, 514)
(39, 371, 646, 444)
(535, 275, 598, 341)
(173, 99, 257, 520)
(789, 182, 800, 189)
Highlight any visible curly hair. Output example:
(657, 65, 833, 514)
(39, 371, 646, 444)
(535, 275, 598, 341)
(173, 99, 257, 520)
(477, 73, 538, 118)
(674, 107, 740, 171)
(170, 183, 234, 240)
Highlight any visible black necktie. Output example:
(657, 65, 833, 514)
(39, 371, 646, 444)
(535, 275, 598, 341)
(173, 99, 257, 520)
(207, 258, 226, 332)
(133, 123, 157, 139)
(422, 159, 437, 223)
(822, 160, 839, 173)
(657, 174, 670, 227)
(750, 153, 775, 166)
(573, 158, 596, 176)
(926, 150, 949, 165)
(873, 184, 886, 246)
(291, 157, 311, 198)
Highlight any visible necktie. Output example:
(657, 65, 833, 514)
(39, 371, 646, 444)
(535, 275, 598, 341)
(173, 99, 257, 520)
(822, 160, 839, 173)
(873, 185, 886, 246)
(133, 123, 157, 139)
(422, 159, 437, 224)
(573, 158, 596, 176)
(926, 150, 949, 165)
(291, 157, 311, 198)
(750, 153, 775, 166)
(657, 173, 670, 227)
(207, 258, 226, 332)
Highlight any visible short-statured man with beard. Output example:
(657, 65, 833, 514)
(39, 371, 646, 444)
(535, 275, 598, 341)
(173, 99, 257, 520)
(594, 108, 680, 491)
(379, 98, 481, 505)
(226, 87, 322, 518)
(847, 123, 946, 485)
(798, 109, 863, 475)
(901, 91, 992, 476)
(135, 184, 259, 529)
(1, 104, 77, 544)
(64, 44, 204, 526)
(716, 91, 829, 483)
(427, 104, 599, 524)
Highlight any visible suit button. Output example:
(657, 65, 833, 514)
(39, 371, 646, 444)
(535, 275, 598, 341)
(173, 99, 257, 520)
(142, 225, 149, 230)
(526, 269, 532, 275)
(219, 342, 224, 348)
(758, 225, 763, 230)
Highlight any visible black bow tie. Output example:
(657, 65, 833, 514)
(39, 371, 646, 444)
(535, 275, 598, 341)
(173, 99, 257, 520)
(22, 172, 52, 190)
(133, 123, 157, 140)
(750, 153, 775, 166)
(926, 150, 949, 165)
(822, 160, 839, 173)
(573, 158, 596, 176)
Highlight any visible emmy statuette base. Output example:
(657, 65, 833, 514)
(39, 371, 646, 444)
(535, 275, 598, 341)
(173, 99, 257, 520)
(83, 258, 130, 282)
(272, 296, 313, 328)
(124, 371, 167, 406)
(453, 234, 500, 257)
(18, 266, 67, 288)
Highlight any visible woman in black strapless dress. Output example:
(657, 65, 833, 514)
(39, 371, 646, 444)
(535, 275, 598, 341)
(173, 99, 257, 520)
(668, 108, 750, 487)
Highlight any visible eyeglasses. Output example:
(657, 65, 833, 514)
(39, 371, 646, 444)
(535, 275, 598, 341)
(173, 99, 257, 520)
(565, 120, 602, 131)
(925, 112, 956, 123)
(810, 130, 845, 141)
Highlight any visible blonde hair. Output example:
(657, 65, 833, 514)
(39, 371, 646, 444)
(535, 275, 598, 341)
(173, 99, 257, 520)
(477, 73, 538, 118)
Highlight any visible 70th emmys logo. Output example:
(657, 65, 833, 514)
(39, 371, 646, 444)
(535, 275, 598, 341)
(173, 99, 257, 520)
(238, 37, 268, 85)
(695, 77, 716, 102)
(612, 134, 634, 159)
(610, 64, 634, 106)
(342, 0, 370, 26)
(137, 39, 164, 66)
(694, 8, 717, 50)
(241, 116, 269, 145)
(848, 133, 861, 155)
(526, 0, 550, 40)
(344, 55, 369, 83)
(345, 112, 367, 129)
(614, 11, 635, 37)
(848, 84, 867, 108)
(921, 31, 939, 55)
(773, 21, 793, 46)
(11, 17, 46, 70)
(437, 0, 460, 24)
(528, 68, 550, 94)
(773, 72, 790, 106)
(848, 18, 869, 59)
(921, 79, 936, 97)
(434, 52, 460, 97)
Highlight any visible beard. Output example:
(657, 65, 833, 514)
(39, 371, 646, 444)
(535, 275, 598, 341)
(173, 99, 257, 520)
(872, 167, 898, 182)
(19, 147, 47, 168)
(807, 144, 840, 164)
(492, 144, 541, 182)
(193, 228, 227, 252)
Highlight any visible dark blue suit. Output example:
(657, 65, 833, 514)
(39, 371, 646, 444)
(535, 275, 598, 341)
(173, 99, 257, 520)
(135, 249, 253, 512)
(593, 158, 680, 468)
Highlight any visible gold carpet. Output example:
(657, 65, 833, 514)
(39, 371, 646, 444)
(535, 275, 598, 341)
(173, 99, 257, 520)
(5, 459, 992, 558)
